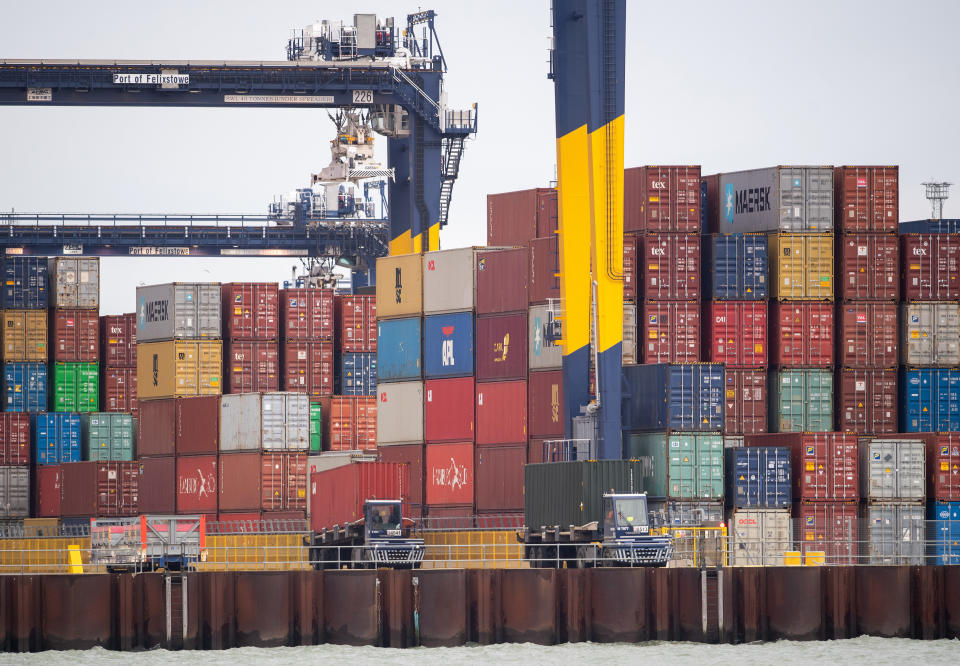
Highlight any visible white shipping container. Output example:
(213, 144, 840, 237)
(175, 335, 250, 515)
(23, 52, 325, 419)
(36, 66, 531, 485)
(220, 392, 309, 451)
(861, 503, 925, 565)
(422, 247, 480, 314)
(728, 508, 792, 566)
(528, 304, 563, 371)
(48, 257, 100, 309)
(858, 438, 925, 502)
(901, 302, 960, 367)
(0, 466, 30, 518)
(714, 166, 833, 233)
(136, 282, 222, 342)
(376, 380, 424, 445)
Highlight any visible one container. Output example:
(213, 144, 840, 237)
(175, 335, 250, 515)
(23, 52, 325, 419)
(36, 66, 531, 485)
(316, 396, 377, 451)
(280, 287, 334, 340)
(476, 380, 527, 446)
(136, 340, 222, 399)
(48, 257, 99, 309)
(310, 401, 322, 452)
(837, 302, 899, 369)
(309, 462, 408, 532)
(858, 437, 925, 502)
(137, 456, 175, 514)
(901, 234, 960, 300)
(621, 363, 725, 432)
(475, 444, 526, 513)
(138, 396, 220, 457)
(0, 466, 30, 518)
(340, 352, 377, 396)
(376, 381, 424, 445)
(52, 362, 99, 412)
(100, 313, 137, 368)
(337, 294, 377, 352)
(901, 302, 960, 367)
(794, 502, 858, 565)
(641, 301, 701, 364)
(768, 233, 834, 300)
(837, 233, 899, 300)
(900, 369, 960, 432)
(486, 188, 556, 247)
(837, 369, 897, 434)
(707, 301, 768, 367)
(83, 412, 135, 461)
(624, 165, 701, 232)
(1, 257, 48, 309)
(726, 447, 791, 508)
(375, 253, 423, 319)
(423, 311, 474, 378)
(3, 363, 47, 412)
(623, 432, 724, 500)
(422, 247, 480, 314)
(424, 377, 474, 443)
(723, 368, 768, 435)
(225, 341, 279, 393)
(261, 452, 307, 512)
(641, 233, 701, 300)
(33, 465, 62, 517)
(60, 461, 139, 517)
(175, 454, 217, 514)
(221, 282, 279, 341)
(528, 304, 562, 370)
(425, 442, 474, 507)
(281, 340, 334, 396)
(744, 433, 858, 502)
(219, 392, 309, 452)
(528, 235, 561, 305)
(622, 302, 638, 364)
(135, 283, 221, 342)
(769, 369, 833, 432)
(924, 433, 960, 501)
(706, 233, 768, 300)
(475, 247, 528, 315)
(475, 313, 527, 381)
(32, 413, 82, 465)
(834, 165, 899, 232)
(376, 317, 422, 382)
(527, 370, 564, 438)
(2, 310, 47, 361)
(376, 443, 424, 515)
(928, 501, 960, 564)
(728, 508, 792, 566)
(0, 413, 30, 465)
(861, 503, 925, 565)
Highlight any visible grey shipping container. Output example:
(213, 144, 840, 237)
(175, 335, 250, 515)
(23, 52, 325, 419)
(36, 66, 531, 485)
(376, 381, 424, 445)
(728, 508, 792, 566)
(528, 304, 562, 370)
(861, 503, 925, 565)
(136, 282, 222, 342)
(83, 412, 136, 461)
(622, 303, 637, 365)
(219, 392, 308, 451)
(858, 438, 925, 502)
(708, 166, 833, 233)
(0, 466, 29, 517)
(48, 257, 100, 309)
(623, 432, 724, 500)
(901, 302, 960, 367)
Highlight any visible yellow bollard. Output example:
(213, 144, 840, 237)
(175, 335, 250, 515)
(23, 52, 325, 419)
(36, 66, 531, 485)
(67, 545, 84, 573)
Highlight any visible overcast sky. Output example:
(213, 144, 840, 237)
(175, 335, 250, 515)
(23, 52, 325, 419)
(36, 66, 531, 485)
(1, 1, 959, 313)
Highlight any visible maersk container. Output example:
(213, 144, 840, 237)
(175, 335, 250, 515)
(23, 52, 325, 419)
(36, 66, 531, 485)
(32, 412, 82, 465)
(769, 369, 833, 432)
(623, 432, 724, 500)
(900, 369, 960, 432)
(768, 233, 834, 300)
(377, 317, 422, 382)
(48, 257, 99, 309)
(3, 363, 47, 412)
(340, 352, 377, 396)
(621, 363, 724, 431)
(528, 304, 563, 370)
(706, 233, 768, 300)
(1, 257, 48, 309)
(52, 362, 99, 413)
(375, 381, 424, 446)
(858, 437, 924, 502)
(423, 312, 474, 378)
(728, 508, 792, 566)
(861, 503, 925, 565)
(82, 412, 135, 461)
(901, 302, 960, 367)
(725, 446, 791, 508)
(219, 392, 309, 451)
(928, 501, 960, 564)
(136, 282, 222, 342)
(0, 466, 30, 517)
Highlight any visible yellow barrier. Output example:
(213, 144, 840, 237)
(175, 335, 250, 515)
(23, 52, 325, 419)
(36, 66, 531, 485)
(195, 534, 310, 571)
(0, 538, 93, 574)
(421, 530, 528, 569)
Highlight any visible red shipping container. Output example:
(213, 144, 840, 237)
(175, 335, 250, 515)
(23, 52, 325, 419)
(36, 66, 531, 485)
(309, 462, 408, 532)
(476, 380, 527, 446)
(100, 313, 137, 368)
(476, 247, 528, 315)
(527, 370, 564, 438)
(337, 294, 377, 352)
(51, 309, 99, 363)
(261, 452, 307, 512)
(222, 282, 280, 341)
(281, 340, 334, 396)
(707, 301, 768, 367)
(901, 234, 960, 300)
(280, 288, 334, 340)
(641, 301, 701, 363)
(723, 369, 768, 435)
(624, 165, 701, 233)
(138, 456, 176, 514)
(528, 235, 560, 305)
(138, 396, 219, 457)
(745, 433, 858, 502)
(218, 453, 263, 512)
(60, 461, 139, 517)
(795, 502, 859, 565)
(487, 188, 556, 247)
(425, 442, 474, 506)
(527, 438, 546, 465)
(922, 433, 960, 501)
(836, 369, 897, 434)
(102, 367, 138, 417)
(224, 340, 279, 393)
(837, 302, 898, 369)
(34, 465, 61, 517)
(317, 396, 377, 451)
(771, 302, 834, 367)
(0, 412, 29, 465)
(834, 166, 898, 232)
(424, 377, 475, 443)
(475, 313, 527, 381)
(623, 234, 638, 302)
(642, 233, 701, 300)
(377, 443, 425, 510)
(176, 454, 218, 514)
(475, 444, 526, 513)
(837, 233, 899, 300)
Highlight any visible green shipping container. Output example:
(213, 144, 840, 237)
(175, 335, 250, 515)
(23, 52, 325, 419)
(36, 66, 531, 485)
(310, 401, 323, 452)
(770, 369, 833, 432)
(624, 432, 724, 500)
(53, 362, 99, 413)
(83, 412, 135, 461)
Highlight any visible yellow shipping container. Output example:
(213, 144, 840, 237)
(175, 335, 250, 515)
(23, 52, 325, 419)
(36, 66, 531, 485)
(769, 233, 834, 300)
(2, 310, 48, 361)
(137, 340, 222, 400)
(376, 253, 423, 318)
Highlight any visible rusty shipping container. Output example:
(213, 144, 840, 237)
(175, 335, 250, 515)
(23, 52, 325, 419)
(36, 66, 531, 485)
(795, 502, 859, 565)
(280, 287, 334, 340)
(48, 257, 99, 309)
(527, 369, 564, 438)
(424, 377, 474, 443)
(624, 165, 701, 233)
(745, 433, 858, 502)
(100, 314, 136, 368)
(771, 302, 834, 368)
(837, 233, 899, 300)
(642, 233, 701, 300)
(922, 433, 960, 501)
(486, 188, 556, 247)
(310, 461, 409, 532)
(707, 301, 768, 367)
(0, 412, 30, 465)
(475, 313, 527, 381)
(641, 300, 701, 363)
(338, 294, 377, 352)
(224, 340, 279, 393)
(837, 369, 898, 434)
(901, 234, 960, 300)
(33, 465, 61, 517)
(375, 254, 423, 319)
(834, 166, 898, 232)
(425, 441, 474, 509)
(317, 396, 376, 451)
(376, 444, 424, 515)
(222, 282, 279, 341)
(60, 460, 139, 517)
(476, 380, 527, 446)
(176, 454, 217, 514)
(101, 367, 138, 417)
(475, 444, 526, 513)
(768, 233, 834, 300)
(724, 369, 768, 435)
(2, 310, 47, 362)
(475, 247, 528, 315)
(281, 340, 334, 396)
(136, 340, 222, 400)
(528, 235, 561, 305)
(901, 302, 960, 367)
(137, 456, 175, 514)
(51, 309, 99, 363)
(838, 302, 899, 369)
(138, 396, 219, 457)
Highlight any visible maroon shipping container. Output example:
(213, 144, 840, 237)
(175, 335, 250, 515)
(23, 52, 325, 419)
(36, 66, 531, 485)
(707, 301, 768, 367)
(902, 234, 960, 300)
(837, 233, 899, 300)
(745, 433, 858, 502)
(642, 233, 701, 300)
(475, 313, 527, 381)
(316, 396, 377, 451)
(723, 369, 768, 435)
(922, 433, 960, 501)
(309, 462, 408, 532)
(425, 442, 474, 507)
(475, 247, 528, 315)
(138, 396, 220, 457)
(224, 340, 279, 393)
(487, 188, 556, 247)
(377, 443, 425, 510)
(795, 502, 859, 565)
(261, 452, 307, 512)
(527, 438, 547, 465)
(0, 412, 29, 465)
(281, 340, 334, 396)
(624, 165, 701, 233)
(771, 302, 834, 368)
(176, 454, 218, 514)
(528, 235, 560, 305)
(102, 367, 138, 417)
(834, 166, 898, 232)
(476, 380, 527, 446)
(475, 444, 526, 513)
(60, 461, 139, 517)
(836, 369, 897, 434)
(623, 234, 638, 302)
(100, 313, 137, 368)
(641, 300, 701, 363)
(222, 282, 280, 341)
(51, 309, 99, 363)
(138, 456, 176, 514)
(424, 377, 474, 443)
(280, 288, 334, 340)
(34, 465, 61, 517)
(527, 370, 564, 438)
(837, 302, 898, 369)
(337, 294, 377, 352)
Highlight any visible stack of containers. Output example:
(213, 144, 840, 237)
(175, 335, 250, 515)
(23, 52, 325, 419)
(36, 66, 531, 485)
(49, 258, 100, 414)
(923, 432, 960, 563)
(337, 293, 377, 396)
(280, 286, 335, 436)
(0, 413, 31, 518)
(222, 283, 280, 393)
(834, 167, 900, 435)
(100, 313, 138, 416)
(725, 446, 792, 565)
(2, 258, 49, 414)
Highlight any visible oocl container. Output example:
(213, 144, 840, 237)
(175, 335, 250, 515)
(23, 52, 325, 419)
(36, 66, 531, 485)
(424, 377, 474, 443)
(723, 369, 768, 435)
(281, 340, 334, 396)
(707, 301, 768, 367)
(923, 433, 960, 501)
(137, 456, 175, 514)
(901, 302, 959, 367)
(100, 313, 137, 368)
(52, 362, 98, 412)
(375, 253, 423, 319)
(486, 188, 556, 247)
(337, 294, 377, 352)
(475, 444, 526, 513)
(3, 362, 47, 412)
(528, 235, 560, 304)
(309, 461, 408, 532)
(377, 317, 422, 382)
(900, 369, 960, 432)
(425, 441, 474, 508)
(623, 431, 724, 500)
(641, 233, 701, 300)
(528, 304, 562, 370)
(2, 310, 47, 361)
(0, 413, 30, 465)
(376, 381, 424, 446)
(475, 247, 528, 315)
(622, 363, 725, 432)
(726, 447, 791, 508)
(795, 502, 858, 565)
(136, 340, 222, 399)
(705, 233, 768, 300)
(225, 341, 279, 393)
(33, 465, 62, 517)
(901, 234, 960, 300)
(1, 257, 48, 309)
(221, 282, 279, 341)
(340, 352, 376, 396)
(476, 379, 527, 446)
(32, 413, 82, 465)
(60, 460, 139, 517)
(316, 396, 376, 451)
(858, 437, 925, 502)
(837, 369, 897, 434)
(769, 369, 833, 432)
(219, 392, 309, 452)
(837, 233, 899, 300)
(0, 466, 29, 518)
(641, 301, 701, 364)
(423, 312, 474, 378)
(624, 165, 701, 232)
(834, 166, 898, 232)
(83, 412, 135, 461)
(476, 313, 527, 381)
(176, 454, 218, 514)
(838, 302, 898, 368)
(744, 432, 858, 502)
(136, 283, 221, 342)
(48, 257, 99, 309)
(280, 287, 334, 340)
(861, 503, 925, 565)
(138, 396, 219, 457)
(728, 508, 792, 566)
(771, 302, 834, 368)
(528, 370, 563, 438)
(768, 233, 834, 300)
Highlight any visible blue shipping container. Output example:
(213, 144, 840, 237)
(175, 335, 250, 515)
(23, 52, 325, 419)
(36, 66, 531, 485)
(622, 363, 725, 431)
(1, 257, 48, 309)
(377, 317, 422, 382)
(340, 352, 377, 396)
(900, 369, 960, 432)
(423, 312, 474, 378)
(928, 501, 960, 564)
(725, 446, 791, 508)
(3, 363, 47, 413)
(706, 234, 767, 300)
(898, 219, 960, 234)
(31, 412, 82, 465)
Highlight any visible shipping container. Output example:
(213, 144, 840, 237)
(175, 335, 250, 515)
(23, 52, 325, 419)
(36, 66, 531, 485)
(744, 433, 858, 502)
(621, 363, 725, 431)
(307, 451, 376, 478)
(422, 247, 481, 314)
(707, 301, 768, 367)
(900, 369, 960, 432)
(476, 380, 527, 446)
(861, 503, 925, 565)
(280, 287, 334, 340)
(0, 466, 29, 518)
(377, 317, 422, 382)
(423, 311, 474, 378)
(928, 501, 960, 564)
(723, 369, 768, 435)
(623, 432, 724, 500)
(528, 304, 562, 370)
(837, 233, 899, 300)
(425, 442, 474, 507)
(48, 258, 99, 309)
(527, 370, 563, 438)
(102, 367, 138, 417)
(424, 377, 474, 443)
(486, 188, 556, 247)
(52, 362, 99, 412)
(137, 456, 175, 514)
(725, 447, 791, 508)
(3, 363, 47, 412)
(337, 294, 377, 352)
(281, 340, 334, 396)
(795, 502, 858, 565)
(0, 413, 29, 465)
(309, 462, 408, 532)
(858, 437, 924, 502)
(376, 381, 424, 445)
(136, 340, 222, 399)
(375, 253, 423, 319)
(475, 313, 527, 381)
(768, 233, 834, 300)
(901, 234, 960, 300)
(33, 464, 61, 517)
(218, 451, 307, 512)
(219, 392, 308, 452)
(622, 302, 637, 365)
(475, 247, 528, 315)
(901, 302, 959, 367)
(834, 166, 899, 232)
(60, 460, 139, 517)
(2, 310, 47, 361)
(528, 235, 560, 305)
(138, 396, 219, 457)
(176, 454, 218, 514)
(316, 396, 377, 451)
(31, 412, 81, 465)
(475, 444, 526, 513)
(83, 412, 135, 461)
(706, 234, 768, 300)
(221, 282, 279, 341)
(224, 341, 279, 393)
(924, 433, 960, 501)
(837, 302, 898, 368)
(769, 369, 833, 432)
(376, 443, 424, 513)
(100, 313, 137, 368)
(135, 283, 221, 342)
(624, 165, 701, 233)
(340, 352, 377, 396)
(641, 301, 701, 364)
(837, 369, 897, 434)
(623, 234, 638, 302)
(641, 233, 701, 300)
(728, 508, 792, 565)
(899, 219, 960, 234)
(1, 257, 48, 309)
(310, 401, 322, 452)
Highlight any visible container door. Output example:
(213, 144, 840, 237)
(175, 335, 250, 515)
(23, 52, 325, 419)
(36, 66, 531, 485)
(286, 394, 309, 450)
(698, 435, 724, 499)
(806, 370, 833, 432)
(260, 394, 284, 449)
(936, 304, 960, 366)
(778, 168, 804, 232)
(897, 440, 925, 501)
(667, 435, 693, 499)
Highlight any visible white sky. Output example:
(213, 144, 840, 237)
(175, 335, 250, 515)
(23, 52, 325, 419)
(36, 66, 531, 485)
(1, 0, 959, 313)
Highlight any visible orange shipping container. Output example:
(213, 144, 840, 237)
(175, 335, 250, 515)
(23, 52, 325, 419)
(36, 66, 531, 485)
(2, 310, 47, 361)
(318, 396, 377, 451)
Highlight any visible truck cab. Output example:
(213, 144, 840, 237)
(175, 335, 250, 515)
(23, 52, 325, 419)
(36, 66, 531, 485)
(595, 493, 672, 566)
(361, 499, 425, 568)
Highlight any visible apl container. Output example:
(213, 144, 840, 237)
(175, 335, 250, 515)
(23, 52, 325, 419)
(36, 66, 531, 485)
(641, 233, 701, 300)
(423, 312, 474, 378)
(32, 413, 82, 465)
(528, 235, 561, 304)
(623, 432, 724, 500)
(340, 352, 376, 396)
(707, 301, 767, 367)
(769, 369, 833, 432)
(834, 166, 899, 232)
(723, 369, 768, 435)
(424, 441, 474, 508)
(901, 234, 960, 300)
(795, 502, 859, 565)
(136, 340, 222, 399)
(83, 412, 135, 461)
(176, 454, 217, 514)
(136, 283, 221, 342)
(309, 462, 409, 532)
(837, 369, 897, 434)
(222, 282, 279, 341)
(858, 437, 925, 502)
(375, 253, 423, 319)
(376, 381, 424, 446)
(861, 503, 925, 565)
(424, 377, 474, 443)
(337, 294, 377, 352)
(924, 433, 960, 501)
(641, 301, 701, 364)
(475, 247, 528, 315)
(928, 501, 960, 564)
(528, 370, 564, 438)
(768, 233, 834, 300)
(475, 444, 526, 513)
(837, 233, 899, 300)
(281, 340, 334, 396)
(225, 341, 279, 393)
(528, 304, 562, 370)
(900, 369, 960, 432)
(624, 165, 701, 232)
(1, 257, 48, 309)
(728, 508, 792, 566)
(316, 396, 376, 451)
(138, 396, 219, 457)
(901, 302, 959, 367)
(3, 363, 47, 412)
(476, 313, 527, 381)
(100, 313, 137, 368)
(2, 310, 47, 361)
(621, 363, 724, 431)
(280, 287, 334, 340)
(137, 456, 175, 514)
(837, 302, 898, 368)
(48, 257, 99, 309)
(0, 466, 29, 518)
(377, 317, 422, 382)
(706, 233, 768, 300)
(52, 362, 98, 413)
(33, 465, 62, 517)
(219, 392, 309, 452)
(476, 380, 527, 446)
(726, 446, 791, 508)
(745, 433, 858, 502)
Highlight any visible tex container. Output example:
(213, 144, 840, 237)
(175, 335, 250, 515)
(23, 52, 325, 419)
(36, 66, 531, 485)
(1, 257, 48, 309)
(0, 466, 29, 517)
(476, 313, 527, 381)
(136, 283, 221, 342)
(337, 294, 377, 352)
(424, 441, 475, 510)
(375, 253, 423, 319)
(377, 317, 422, 382)
(3, 363, 47, 412)
(219, 451, 307, 512)
(137, 456, 175, 514)
(723, 368, 768, 435)
(837, 302, 898, 368)
(32, 413, 82, 465)
(528, 235, 560, 305)
(316, 396, 376, 451)
(795, 502, 858, 565)
(728, 508, 793, 566)
(928, 501, 960, 564)
(641, 301, 701, 364)
(2, 310, 47, 361)
(82, 412, 135, 461)
(858, 437, 925, 502)
(474, 247, 528, 315)
(476, 379, 527, 446)
(900, 369, 960, 432)
(376, 381, 424, 446)
(707, 301, 768, 367)
(475, 444, 526, 513)
(0, 413, 29, 465)
(423, 311, 474, 378)
(225, 340, 279, 393)
(52, 362, 99, 412)
(744, 432, 858, 502)
(528, 369, 564, 438)
(924, 433, 960, 501)
(861, 503, 925, 565)
(219, 392, 309, 452)
(137, 396, 219, 457)
(837, 369, 897, 434)
(100, 313, 137, 368)
(48, 257, 99, 309)
(624, 165, 701, 233)
(528, 304, 562, 370)
(768, 233, 834, 300)
(136, 340, 222, 399)
(309, 461, 409, 532)
(837, 233, 899, 300)
(280, 287, 334, 340)
(59, 460, 139, 518)
(623, 432, 724, 500)
(705, 233, 768, 300)
(33, 465, 61, 517)
(769, 369, 833, 432)
(834, 166, 898, 232)
(901, 302, 959, 367)
(486, 188, 556, 247)
(641, 233, 701, 300)
(176, 454, 217, 514)
(281, 340, 333, 396)
(424, 377, 474, 443)
(621, 363, 724, 432)
(726, 447, 791, 508)
(901, 234, 960, 300)
(221, 282, 279, 341)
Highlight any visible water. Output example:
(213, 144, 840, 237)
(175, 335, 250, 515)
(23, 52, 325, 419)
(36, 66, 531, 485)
(3, 638, 957, 665)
